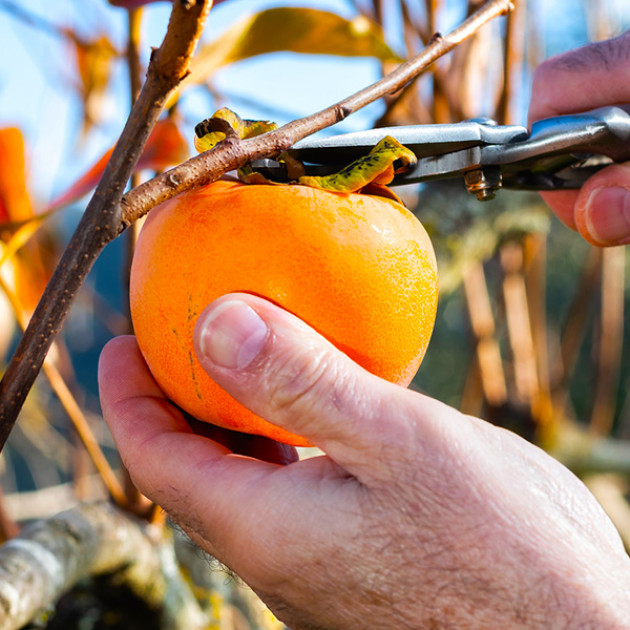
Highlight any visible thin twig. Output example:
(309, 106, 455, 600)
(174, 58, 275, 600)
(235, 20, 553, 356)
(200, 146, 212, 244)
(462, 262, 507, 407)
(0, 0, 213, 450)
(589, 247, 625, 436)
(120, 0, 513, 227)
(123, 5, 145, 329)
(0, 0, 513, 451)
(42, 360, 128, 506)
(501, 241, 539, 405)
(523, 233, 555, 444)
(426, 0, 451, 122)
(426, 0, 439, 36)
(122, 5, 152, 513)
(0, 0, 74, 41)
(0, 486, 19, 542)
(126, 7, 144, 104)
(551, 247, 602, 415)
(497, 0, 526, 124)
(0, 275, 127, 506)
(403, 0, 430, 44)
(373, 0, 385, 28)
(373, 0, 429, 127)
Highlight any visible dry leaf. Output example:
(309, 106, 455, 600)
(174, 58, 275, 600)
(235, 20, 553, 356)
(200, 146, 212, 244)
(0, 128, 33, 225)
(108, 0, 229, 9)
(0, 129, 56, 318)
(71, 34, 119, 133)
(108, 0, 166, 7)
(48, 117, 188, 211)
(171, 7, 400, 104)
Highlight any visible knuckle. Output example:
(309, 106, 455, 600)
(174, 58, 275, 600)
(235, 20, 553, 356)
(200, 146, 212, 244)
(263, 343, 334, 419)
(123, 436, 166, 499)
(530, 57, 561, 99)
(532, 56, 554, 82)
(530, 65, 549, 96)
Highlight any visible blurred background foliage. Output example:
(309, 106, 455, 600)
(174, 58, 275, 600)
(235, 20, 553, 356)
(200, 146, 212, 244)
(1, 0, 630, 628)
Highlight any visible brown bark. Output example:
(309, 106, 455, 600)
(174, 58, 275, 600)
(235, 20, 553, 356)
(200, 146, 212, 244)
(0, 0, 513, 452)
(0, 502, 204, 630)
(0, 0, 212, 450)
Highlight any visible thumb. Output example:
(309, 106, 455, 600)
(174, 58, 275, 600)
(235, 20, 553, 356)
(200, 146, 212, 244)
(574, 163, 630, 246)
(192, 293, 417, 478)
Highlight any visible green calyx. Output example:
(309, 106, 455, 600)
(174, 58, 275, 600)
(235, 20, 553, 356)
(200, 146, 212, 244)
(194, 108, 416, 198)
(194, 107, 277, 151)
(298, 136, 416, 193)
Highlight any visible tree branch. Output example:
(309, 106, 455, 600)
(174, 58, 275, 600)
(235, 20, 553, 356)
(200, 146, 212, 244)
(0, 0, 212, 449)
(0, 501, 298, 629)
(121, 0, 513, 227)
(0, 502, 209, 630)
(0, 0, 512, 450)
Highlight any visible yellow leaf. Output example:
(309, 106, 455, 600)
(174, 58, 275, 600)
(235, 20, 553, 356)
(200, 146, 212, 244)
(185, 7, 400, 89)
(0, 128, 56, 315)
(48, 118, 188, 211)
(0, 128, 33, 225)
(0, 218, 44, 269)
(72, 34, 119, 133)
(298, 136, 417, 193)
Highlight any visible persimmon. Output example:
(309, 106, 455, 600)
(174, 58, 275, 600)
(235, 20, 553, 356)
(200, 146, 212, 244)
(129, 179, 438, 446)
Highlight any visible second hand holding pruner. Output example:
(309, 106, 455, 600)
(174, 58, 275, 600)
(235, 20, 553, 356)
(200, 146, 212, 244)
(250, 106, 630, 201)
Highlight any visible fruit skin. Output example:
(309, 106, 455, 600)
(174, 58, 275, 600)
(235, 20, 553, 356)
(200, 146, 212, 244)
(130, 179, 438, 446)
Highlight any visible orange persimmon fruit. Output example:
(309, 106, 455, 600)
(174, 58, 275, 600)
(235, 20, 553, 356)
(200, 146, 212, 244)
(129, 179, 438, 446)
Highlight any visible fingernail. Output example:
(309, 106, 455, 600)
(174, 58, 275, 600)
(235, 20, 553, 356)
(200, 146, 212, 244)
(584, 186, 630, 244)
(196, 300, 268, 370)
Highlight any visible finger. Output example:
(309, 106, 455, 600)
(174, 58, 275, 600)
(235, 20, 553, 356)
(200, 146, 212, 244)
(536, 191, 578, 230)
(537, 163, 630, 240)
(192, 293, 446, 480)
(99, 335, 362, 591)
(527, 33, 630, 229)
(98, 336, 280, 553)
(528, 31, 630, 126)
(184, 413, 299, 465)
(573, 163, 630, 246)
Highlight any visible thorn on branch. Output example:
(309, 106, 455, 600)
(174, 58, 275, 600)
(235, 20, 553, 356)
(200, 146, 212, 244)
(167, 171, 183, 188)
(429, 32, 443, 45)
(333, 105, 352, 123)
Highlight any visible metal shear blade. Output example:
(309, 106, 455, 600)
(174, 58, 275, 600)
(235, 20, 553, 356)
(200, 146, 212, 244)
(250, 106, 630, 200)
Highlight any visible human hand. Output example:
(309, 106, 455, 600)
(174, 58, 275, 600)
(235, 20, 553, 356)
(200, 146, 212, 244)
(99, 293, 630, 629)
(528, 30, 630, 245)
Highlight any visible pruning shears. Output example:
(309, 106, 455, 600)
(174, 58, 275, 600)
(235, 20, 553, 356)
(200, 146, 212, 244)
(250, 106, 630, 201)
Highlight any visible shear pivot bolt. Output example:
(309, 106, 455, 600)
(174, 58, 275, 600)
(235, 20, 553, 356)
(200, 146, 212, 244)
(464, 168, 502, 201)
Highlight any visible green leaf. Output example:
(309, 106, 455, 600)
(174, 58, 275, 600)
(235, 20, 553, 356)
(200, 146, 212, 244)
(188, 7, 401, 84)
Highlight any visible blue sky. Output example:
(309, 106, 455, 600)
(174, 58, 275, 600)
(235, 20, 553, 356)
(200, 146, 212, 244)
(0, 0, 383, 204)
(0, 0, 628, 208)
(1, 0, 628, 403)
